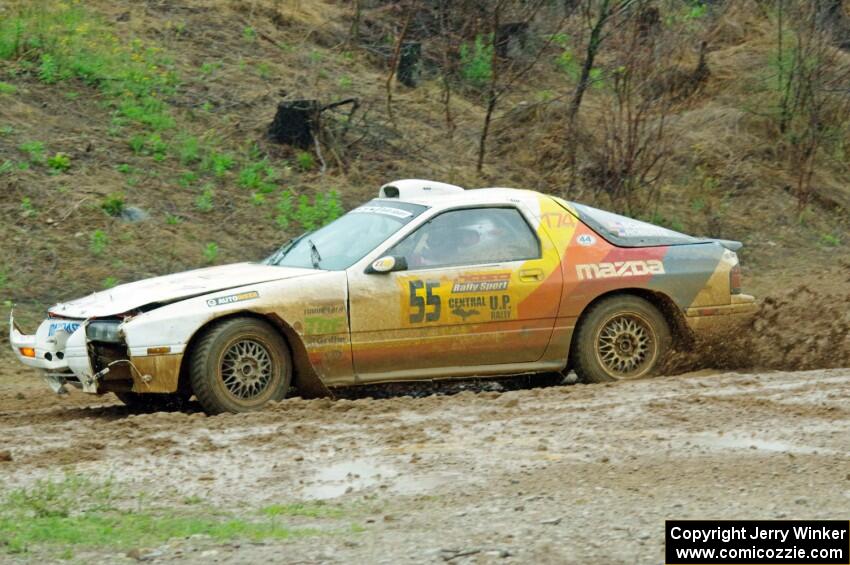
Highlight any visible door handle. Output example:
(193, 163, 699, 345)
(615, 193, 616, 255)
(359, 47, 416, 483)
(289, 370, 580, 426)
(519, 268, 544, 282)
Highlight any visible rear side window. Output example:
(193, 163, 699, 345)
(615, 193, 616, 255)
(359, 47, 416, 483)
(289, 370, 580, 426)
(566, 201, 700, 247)
(390, 207, 540, 269)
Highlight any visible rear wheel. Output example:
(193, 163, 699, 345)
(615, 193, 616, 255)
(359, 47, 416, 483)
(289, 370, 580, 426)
(571, 295, 671, 383)
(189, 317, 291, 414)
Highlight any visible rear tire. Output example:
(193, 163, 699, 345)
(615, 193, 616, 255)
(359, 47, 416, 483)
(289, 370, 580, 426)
(571, 295, 671, 383)
(189, 317, 291, 414)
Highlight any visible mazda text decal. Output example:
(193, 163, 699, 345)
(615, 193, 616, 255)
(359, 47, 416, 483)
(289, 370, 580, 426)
(206, 291, 259, 307)
(575, 260, 664, 280)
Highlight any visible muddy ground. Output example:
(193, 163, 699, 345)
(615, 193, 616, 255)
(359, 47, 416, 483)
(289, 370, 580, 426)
(1, 360, 849, 564)
(1, 280, 849, 563)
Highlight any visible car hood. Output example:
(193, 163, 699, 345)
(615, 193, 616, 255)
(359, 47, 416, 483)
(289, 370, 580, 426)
(49, 262, 317, 318)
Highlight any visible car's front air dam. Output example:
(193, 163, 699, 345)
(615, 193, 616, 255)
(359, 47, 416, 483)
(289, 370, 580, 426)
(684, 294, 758, 335)
(124, 353, 184, 393)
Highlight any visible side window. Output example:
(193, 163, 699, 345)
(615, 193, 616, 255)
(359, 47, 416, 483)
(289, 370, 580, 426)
(390, 207, 540, 269)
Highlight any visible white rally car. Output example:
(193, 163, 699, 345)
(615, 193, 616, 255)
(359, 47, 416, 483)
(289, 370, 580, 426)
(10, 179, 755, 413)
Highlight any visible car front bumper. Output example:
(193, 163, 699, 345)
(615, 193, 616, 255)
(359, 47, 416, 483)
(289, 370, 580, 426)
(684, 294, 758, 335)
(9, 313, 96, 392)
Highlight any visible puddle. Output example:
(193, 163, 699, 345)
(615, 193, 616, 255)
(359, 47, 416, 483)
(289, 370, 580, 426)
(300, 458, 457, 500)
(302, 459, 396, 499)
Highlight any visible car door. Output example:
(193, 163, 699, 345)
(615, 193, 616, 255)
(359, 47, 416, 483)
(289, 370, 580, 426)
(347, 205, 563, 380)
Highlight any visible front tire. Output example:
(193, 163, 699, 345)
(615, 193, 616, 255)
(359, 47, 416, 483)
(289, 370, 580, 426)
(189, 318, 292, 414)
(571, 295, 671, 383)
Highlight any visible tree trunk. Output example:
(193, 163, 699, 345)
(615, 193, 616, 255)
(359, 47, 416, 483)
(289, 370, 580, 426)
(477, 94, 498, 173)
(397, 41, 422, 87)
(267, 100, 320, 148)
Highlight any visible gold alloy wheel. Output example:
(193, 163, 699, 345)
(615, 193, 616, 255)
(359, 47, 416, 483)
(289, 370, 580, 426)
(220, 338, 274, 400)
(594, 312, 658, 378)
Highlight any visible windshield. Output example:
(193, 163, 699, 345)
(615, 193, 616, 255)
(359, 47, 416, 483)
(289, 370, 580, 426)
(265, 200, 427, 270)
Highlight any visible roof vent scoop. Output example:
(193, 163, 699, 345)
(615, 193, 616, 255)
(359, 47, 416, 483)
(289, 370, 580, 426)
(379, 179, 464, 199)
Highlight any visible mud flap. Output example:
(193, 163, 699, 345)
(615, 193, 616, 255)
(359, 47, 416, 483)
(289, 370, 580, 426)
(293, 370, 334, 399)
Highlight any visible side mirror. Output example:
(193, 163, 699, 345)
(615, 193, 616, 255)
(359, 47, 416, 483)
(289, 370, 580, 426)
(367, 255, 408, 274)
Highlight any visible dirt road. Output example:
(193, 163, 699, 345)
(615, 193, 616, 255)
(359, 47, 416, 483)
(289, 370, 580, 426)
(1, 362, 848, 564)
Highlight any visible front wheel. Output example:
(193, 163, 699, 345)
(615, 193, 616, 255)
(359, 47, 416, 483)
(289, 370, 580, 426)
(189, 318, 292, 414)
(571, 295, 671, 383)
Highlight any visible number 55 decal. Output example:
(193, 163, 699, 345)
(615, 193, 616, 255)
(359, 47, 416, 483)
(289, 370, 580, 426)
(409, 280, 441, 323)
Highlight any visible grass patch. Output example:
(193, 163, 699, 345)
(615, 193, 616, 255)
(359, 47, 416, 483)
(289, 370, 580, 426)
(0, 475, 351, 556)
(260, 502, 345, 519)
(0, 80, 16, 94)
(19, 140, 46, 164)
(0, 4, 178, 131)
(238, 157, 278, 192)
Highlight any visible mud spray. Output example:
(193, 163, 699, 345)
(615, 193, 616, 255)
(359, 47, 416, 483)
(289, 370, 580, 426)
(669, 276, 850, 374)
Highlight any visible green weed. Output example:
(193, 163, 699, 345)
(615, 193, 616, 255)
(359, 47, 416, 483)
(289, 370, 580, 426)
(0, 81, 16, 94)
(199, 61, 221, 76)
(129, 134, 168, 160)
(276, 190, 342, 231)
(20, 197, 36, 217)
(46, 152, 71, 172)
(0, 160, 13, 175)
(820, 233, 841, 247)
(19, 141, 45, 164)
(296, 151, 315, 171)
(103, 276, 118, 289)
(90, 230, 108, 255)
(195, 185, 214, 212)
(238, 158, 278, 192)
(203, 242, 218, 264)
(178, 170, 199, 187)
(459, 34, 493, 89)
(260, 502, 344, 519)
(101, 194, 125, 217)
(38, 53, 61, 83)
(202, 151, 234, 176)
(257, 62, 271, 79)
(175, 134, 201, 165)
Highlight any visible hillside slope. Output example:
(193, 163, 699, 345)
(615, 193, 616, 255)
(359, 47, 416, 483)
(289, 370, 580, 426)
(0, 0, 848, 335)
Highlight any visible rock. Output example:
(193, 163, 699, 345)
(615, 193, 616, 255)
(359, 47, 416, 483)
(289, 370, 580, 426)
(120, 206, 150, 223)
(540, 516, 562, 525)
(126, 548, 163, 561)
(0, 450, 12, 462)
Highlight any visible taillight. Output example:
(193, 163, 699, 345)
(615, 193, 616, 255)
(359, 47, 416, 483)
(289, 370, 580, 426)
(730, 263, 742, 294)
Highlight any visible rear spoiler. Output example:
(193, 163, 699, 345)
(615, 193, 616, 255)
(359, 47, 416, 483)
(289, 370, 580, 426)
(709, 239, 743, 251)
